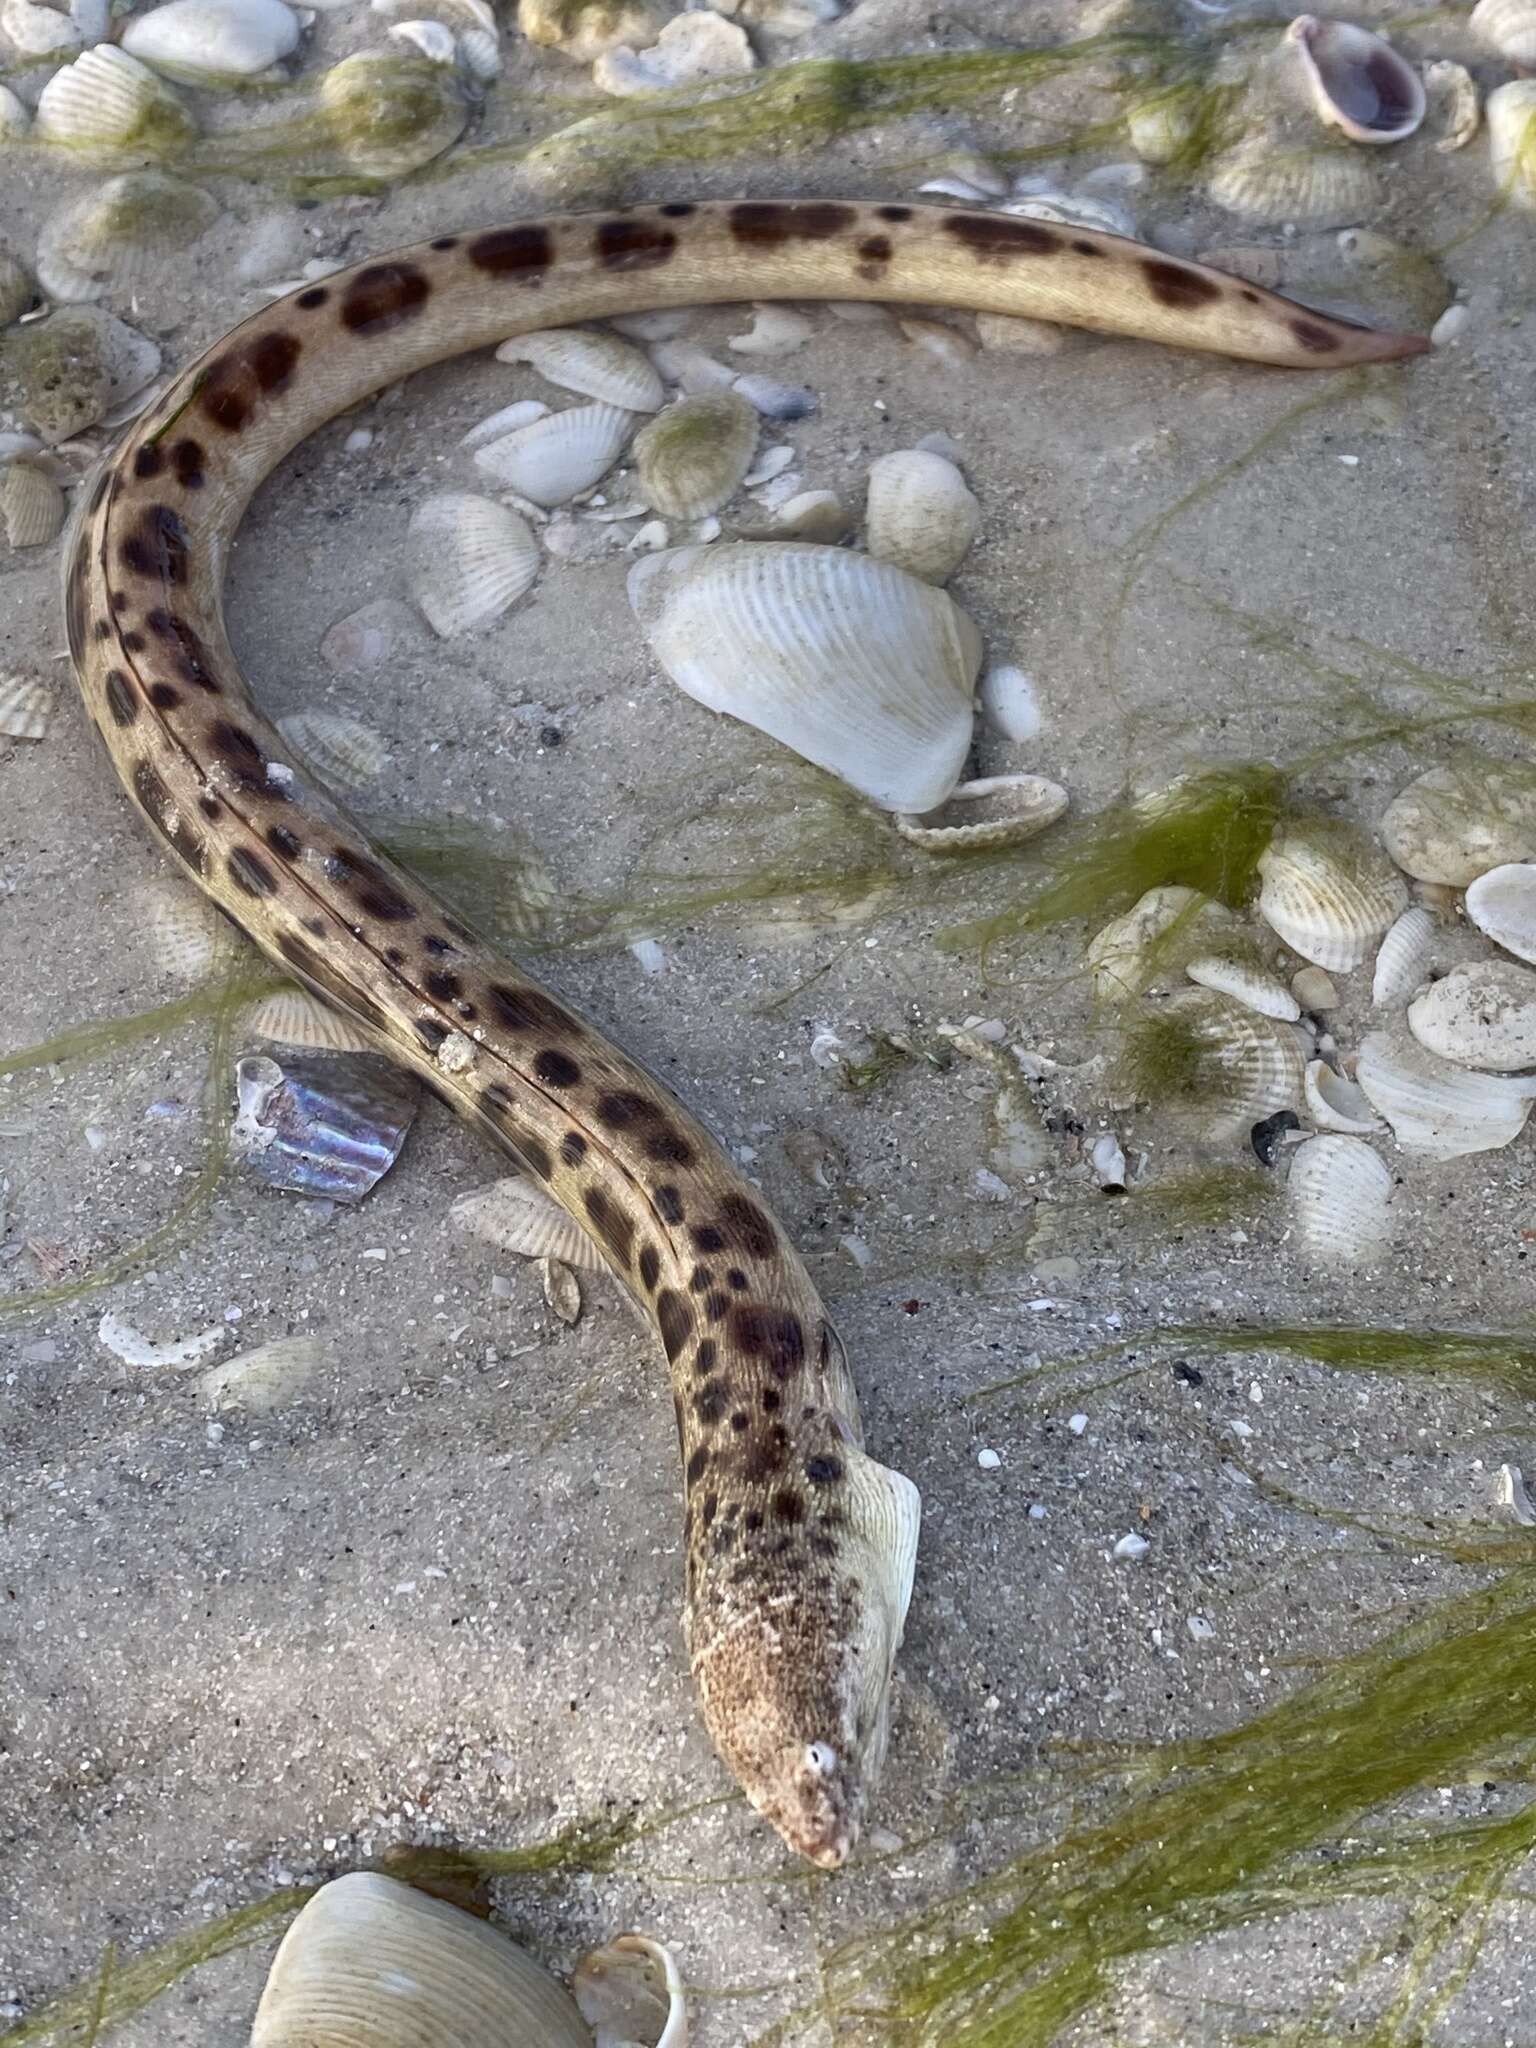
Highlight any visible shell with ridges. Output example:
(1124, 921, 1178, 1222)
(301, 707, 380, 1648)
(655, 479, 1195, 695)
(200, 1334, 323, 1413)
(35, 171, 218, 303)
(628, 541, 980, 812)
(276, 710, 389, 789)
(1086, 886, 1238, 1005)
(1256, 824, 1407, 972)
(1304, 1057, 1382, 1134)
(1288, 1133, 1393, 1268)
(1185, 953, 1302, 1022)
(1285, 15, 1425, 146)
(1371, 904, 1437, 1008)
(451, 1175, 607, 1273)
(496, 325, 664, 412)
(863, 448, 980, 586)
(1134, 989, 1306, 1143)
(407, 492, 540, 637)
(1467, 862, 1536, 966)
(895, 774, 1067, 852)
(317, 51, 466, 179)
(0, 461, 65, 548)
(1488, 80, 1536, 212)
(1378, 760, 1536, 885)
(389, 16, 458, 63)
(0, 675, 52, 739)
(1355, 1027, 1536, 1158)
(121, 0, 301, 82)
(472, 402, 636, 505)
(1205, 137, 1378, 223)
(248, 986, 379, 1054)
(634, 390, 758, 521)
(1472, 0, 1536, 67)
(33, 44, 198, 164)
(136, 877, 224, 980)
(1408, 960, 1536, 1073)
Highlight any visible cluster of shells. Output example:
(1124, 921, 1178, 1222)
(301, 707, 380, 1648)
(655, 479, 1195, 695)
(1085, 758, 1536, 1272)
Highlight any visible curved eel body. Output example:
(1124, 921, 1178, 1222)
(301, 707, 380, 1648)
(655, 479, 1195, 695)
(63, 199, 1426, 1868)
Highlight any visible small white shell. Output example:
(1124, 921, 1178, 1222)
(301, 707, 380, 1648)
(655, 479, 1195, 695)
(1287, 1133, 1393, 1268)
(276, 710, 389, 788)
(1291, 966, 1338, 1011)
(1205, 137, 1378, 222)
(1472, 0, 1536, 66)
(1425, 59, 1480, 153)
(863, 448, 980, 586)
(731, 372, 815, 421)
(1487, 80, 1536, 212)
(634, 390, 758, 521)
(121, 0, 301, 82)
(895, 774, 1067, 852)
(35, 171, 218, 303)
(389, 16, 457, 62)
(729, 304, 813, 356)
(248, 986, 378, 1054)
(977, 663, 1041, 742)
(0, 462, 65, 548)
(1285, 15, 1424, 145)
(1356, 1027, 1536, 1157)
(593, 7, 752, 93)
(1139, 989, 1306, 1143)
(1378, 761, 1536, 885)
(1086, 886, 1235, 1004)
(1371, 904, 1438, 1007)
(1408, 960, 1536, 1072)
(1304, 1057, 1382, 1134)
(250, 1872, 594, 2048)
(573, 1934, 687, 2048)
(496, 326, 664, 412)
(137, 877, 223, 979)
(1185, 953, 1301, 1022)
(1257, 826, 1407, 972)
(33, 44, 198, 163)
(542, 1256, 583, 1325)
(200, 1334, 322, 1413)
(1467, 862, 1536, 965)
(3, 0, 82, 52)
(472, 402, 635, 506)
(451, 1175, 606, 1272)
(1126, 87, 1200, 164)
(408, 491, 540, 636)
(457, 24, 501, 79)
(0, 675, 52, 739)
(628, 541, 980, 812)
(317, 52, 466, 179)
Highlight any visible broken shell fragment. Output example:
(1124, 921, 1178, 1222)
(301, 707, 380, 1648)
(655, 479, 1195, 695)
(408, 491, 540, 636)
(1489, 79, 1536, 212)
(895, 773, 1068, 853)
(1086, 887, 1236, 1004)
(200, 1334, 322, 1413)
(1256, 825, 1407, 972)
(1371, 904, 1438, 1008)
(1425, 59, 1480, 152)
(1286, 15, 1425, 145)
(1355, 1027, 1536, 1158)
(573, 1934, 687, 2048)
(863, 448, 980, 585)
(1185, 952, 1301, 1022)
(1304, 1056, 1382, 1134)
(0, 462, 65, 548)
(628, 541, 980, 811)
(542, 1255, 583, 1325)
(496, 325, 664, 412)
(1467, 862, 1536, 965)
(121, 0, 302, 83)
(1287, 1133, 1393, 1268)
(33, 44, 198, 164)
(1408, 960, 1536, 1071)
(1378, 760, 1536, 885)
(0, 674, 52, 738)
(451, 1175, 606, 1273)
(248, 986, 378, 1055)
(232, 1051, 421, 1202)
(1472, 0, 1536, 67)
(634, 389, 759, 521)
(593, 7, 752, 93)
(472, 402, 635, 505)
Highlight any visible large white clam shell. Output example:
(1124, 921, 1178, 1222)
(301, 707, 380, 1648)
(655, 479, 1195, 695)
(1285, 15, 1425, 145)
(895, 773, 1067, 853)
(250, 1872, 594, 2047)
(1355, 1027, 1536, 1158)
(1304, 1057, 1382, 1134)
(1086, 886, 1237, 1005)
(473, 402, 635, 505)
(1256, 825, 1407, 972)
(33, 43, 198, 162)
(1371, 904, 1438, 1008)
(1287, 1133, 1394, 1268)
(627, 541, 980, 812)
(497, 325, 664, 412)
(1472, 0, 1536, 67)
(863, 448, 980, 586)
(1408, 960, 1536, 1072)
(1467, 862, 1536, 965)
(634, 390, 759, 521)
(408, 491, 540, 636)
(36, 171, 218, 302)
(121, 0, 301, 82)
(1378, 760, 1536, 885)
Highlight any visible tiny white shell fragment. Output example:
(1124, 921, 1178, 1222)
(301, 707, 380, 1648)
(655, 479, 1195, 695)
(451, 1176, 606, 1272)
(628, 935, 666, 973)
(1356, 1027, 1536, 1158)
(389, 16, 457, 62)
(1472, 0, 1536, 67)
(33, 43, 198, 162)
(1467, 863, 1536, 966)
(1425, 59, 1479, 153)
(731, 372, 815, 420)
(200, 1334, 322, 1412)
(573, 1932, 687, 2048)
(729, 304, 813, 355)
(1285, 14, 1424, 145)
(0, 675, 52, 739)
(1185, 953, 1302, 1022)
(1430, 302, 1470, 348)
(978, 663, 1041, 743)
(1487, 80, 1536, 211)
(1257, 825, 1407, 972)
(1113, 1532, 1149, 1560)
(1379, 761, 1536, 884)
(628, 541, 980, 812)
(1496, 1462, 1536, 1527)
(1287, 1133, 1393, 1268)
(895, 773, 1067, 853)
(864, 447, 980, 585)
(1090, 1131, 1127, 1189)
(408, 491, 540, 635)
(98, 1309, 227, 1369)
(1408, 960, 1536, 1072)
(542, 1256, 583, 1325)
(472, 402, 635, 505)
(121, 0, 302, 82)
(496, 325, 664, 412)
(897, 316, 977, 369)
(1371, 904, 1438, 1008)
(248, 986, 377, 1054)
(0, 462, 65, 548)
(1291, 966, 1338, 1012)
(277, 710, 389, 787)
(1304, 1057, 1382, 1134)
(461, 398, 550, 449)
(593, 7, 752, 93)
(634, 389, 758, 521)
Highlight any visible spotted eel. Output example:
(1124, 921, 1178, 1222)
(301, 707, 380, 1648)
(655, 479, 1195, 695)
(63, 199, 1426, 1869)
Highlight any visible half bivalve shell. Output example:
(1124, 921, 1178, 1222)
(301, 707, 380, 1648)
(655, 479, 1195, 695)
(276, 710, 389, 789)
(573, 1934, 687, 2048)
(1304, 1057, 1382, 1134)
(496, 325, 663, 411)
(408, 492, 540, 636)
(1378, 760, 1536, 885)
(1287, 1133, 1393, 1268)
(1371, 904, 1438, 1008)
(200, 1334, 322, 1413)
(628, 541, 980, 812)
(1488, 80, 1536, 211)
(1205, 137, 1378, 223)
(1257, 825, 1407, 972)
(0, 461, 65, 547)
(1356, 1027, 1536, 1158)
(1286, 15, 1425, 145)
(895, 773, 1067, 852)
(863, 448, 980, 586)
(121, 0, 301, 82)
(1185, 953, 1301, 1022)
(451, 1176, 606, 1273)
(317, 52, 467, 179)
(35, 171, 218, 302)
(472, 402, 635, 505)
(248, 986, 378, 1055)
(1467, 862, 1536, 966)
(634, 390, 759, 521)
(1086, 886, 1237, 1005)
(0, 675, 51, 738)
(1408, 960, 1536, 1072)
(1472, 0, 1536, 67)
(33, 44, 198, 163)
(1149, 989, 1306, 1143)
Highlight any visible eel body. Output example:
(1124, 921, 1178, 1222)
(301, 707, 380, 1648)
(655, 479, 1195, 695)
(63, 199, 1426, 1868)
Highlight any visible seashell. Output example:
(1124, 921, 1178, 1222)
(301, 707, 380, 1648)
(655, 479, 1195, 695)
(319, 597, 415, 674)
(1287, 1133, 1393, 1268)
(634, 390, 758, 522)
(628, 541, 980, 812)
(249, 985, 379, 1054)
(250, 1872, 595, 2048)
(1128, 989, 1306, 1143)
(1304, 1056, 1381, 1134)
(973, 311, 1075, 355)
(277, 710, 390, 788)
(573, 1934, 687, 2048)
(863, 448, 980, 586)
(1291, 966, 1337, 1012)
(1185, 953, 1301, 1022)
(122, 0, 301, 82)
(1467, 862, 1536, 966)
(0, 86, 31, 142)
(496, 326, 663, 412)
(0, 674, 52, 739)
(1285, 15, 1424, 146)
(1408, 960, 1536, 1072)
(742, 443, 795, 488)
(731, 372, 815, 421)
(457, 24, 501, 80)
(1256, 825, 1407, 972)
(1371, 903, 1438, 1007)
(232, 1050, 421, 1202)
(1497, 1463, 1536, 1527)
(0, 461, 65, 548)
(1126, 86, 1201, 164)
(35, 172, 218, 304)
(389, 16, 458, 63)
(895, 773, 1068, 853)
(1086, 886, 1238, 1004)
(978, 663, 1041, 743)
(98, 1310, 227, 1369)
(1002, 182, 1136, 238)
(729, 304, 813, 356)
(1425, 59, 1479, 153)
(1487, 80, 1536, 212)
(593, 7, 753, 93)
(1472, 0, 1536, 66)
(542, 1255, 583, 1325)
(200, 1334, 322, 1413)
(317, 52, 466, 180)
(897, 316, 978, 369)
(137, 877, 223, 979)
(33, 44, 198, 164)
(648, 337, 734, 393)
(451, 1175, 606, 1272)
(463, 399, 550, 450)
(3, 0, 81, 50)
(1378, 760, 1536, 885)
(472, 403, 635, 505)
(1355, 1027, 1536, 1158)
(735, 488, 849, 542)
(408, 492, 540, 636)
(1205, 137, 1378, 223)
(518, 0, 662, 61)
(371, 0, 495, 30)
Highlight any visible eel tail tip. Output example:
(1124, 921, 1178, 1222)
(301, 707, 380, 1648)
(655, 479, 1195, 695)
(1350, 326, 1433, 364)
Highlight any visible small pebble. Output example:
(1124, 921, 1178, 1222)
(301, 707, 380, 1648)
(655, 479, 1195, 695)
(976, 1447, 1002, 1470)
(1187, 1614, 1215, 1641)
(1069, 1412, 1088, 1435)
(1113, 1532, 1149, 1560)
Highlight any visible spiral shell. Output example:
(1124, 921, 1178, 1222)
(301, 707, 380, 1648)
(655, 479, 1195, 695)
(634, 390, 759, 521)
